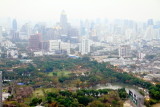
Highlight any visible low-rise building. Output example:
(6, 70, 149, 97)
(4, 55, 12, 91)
(129, 89, 144, 107)
(34, 51, 43, 57)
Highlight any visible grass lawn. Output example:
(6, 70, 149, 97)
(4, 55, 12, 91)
(32, 88, 58, 98)
(48, 72, 53, 76)
(57, 71, 70, 77)
(32, 88, 45, 97)
(44, 88, 58, 93)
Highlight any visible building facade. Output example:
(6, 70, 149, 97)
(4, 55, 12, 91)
(29, 34, 42, 51)
(79, 37, 91, 55)
(119, 45, 131, 58)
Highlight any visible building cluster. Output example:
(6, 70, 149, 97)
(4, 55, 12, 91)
(0, 40, 19, 58)
(0, 11, 160, 80)
(1, 12, 160, 56)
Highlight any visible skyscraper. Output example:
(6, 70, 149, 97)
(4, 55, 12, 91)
(12, 19, 17, 31)
(60, 10, 68, 34)
(147, 19, 154, 26)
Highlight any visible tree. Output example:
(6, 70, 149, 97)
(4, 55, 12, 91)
(78, 96, 94, 106)
(118, 88, 128, 99)
(87, 100, 104, 107)
(29, 98, 42, 106)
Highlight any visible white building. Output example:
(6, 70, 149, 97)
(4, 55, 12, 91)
(1, 40, 16, 48)
(61, 42, 70, 54)
(48, 40, 70, 54)
(145, 26, 154, 40)
(21, 53, 28, 58)
(7, 49, 18, 58)
(138, 52, 146, 60)
(79, 37, 91, 55)
(34, 51, 43, 57)
(48, 40, 61, 52)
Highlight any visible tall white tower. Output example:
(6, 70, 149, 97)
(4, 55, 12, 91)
(79, 37, 90, 55)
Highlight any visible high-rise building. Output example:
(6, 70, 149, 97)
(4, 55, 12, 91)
(61, 42, 71, 54)
(48, 40, 71, 54)
(40, 41, 49, 51)
(145, 26, 154, 40)
(20, 23, 31, 39)
(12, 19, 17, 31)
(10, 30, 19, 41)
(79, 37, 91, 55)
(60, 10, 68, 34)
(29, 34, 42, 51)
(119, 45, 131, 58)
(80, 21, 85, 35)
(0, 26, 2, 42)
(48, 40, 61, 52)
(147, 19, 154, 26)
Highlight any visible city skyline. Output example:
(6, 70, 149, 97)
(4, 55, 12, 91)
(0, 0, 160, 22)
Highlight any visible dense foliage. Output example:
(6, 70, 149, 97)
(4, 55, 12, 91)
(2, 56, 160, 106)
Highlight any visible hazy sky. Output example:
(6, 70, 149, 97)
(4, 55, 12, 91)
(0, 0, 160, 21)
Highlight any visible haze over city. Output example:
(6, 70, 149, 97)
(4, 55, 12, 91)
(0, 0, 160, 107)
(0, 0, 160, 21)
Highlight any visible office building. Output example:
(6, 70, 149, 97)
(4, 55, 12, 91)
(10, 30, 19, 41)
(60, 10, 68, 34)
(119, 45, 131, 58)
(129, 89, 144, 107)
(79, 37, 91, 55)
(61, 42, 70, 54)
(29, 34, 42, 51)
(12, 19, 17, 31)
(48, 40, 61, 52)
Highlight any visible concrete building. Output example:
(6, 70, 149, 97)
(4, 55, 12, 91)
(12, 19, 17, 31)
(10, 30, 19, 41)
(61, 42, 70, 54)
(79, 37, 91, 55)
(48, 40, 61, 52)
(60, 10, 69, 35)
(119, 45, 131, 58)
(29, 34, 42, 51)
(40, 41, 49, 51)
(138, 52, 146, 60)
(20, 23, 31, 40)
(48, 40, 70, 54)
(34, 51, 43, 57)
(7, 50, 18, 58)
(1, 40, 16, 48)
(129, 89, 144, 107)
